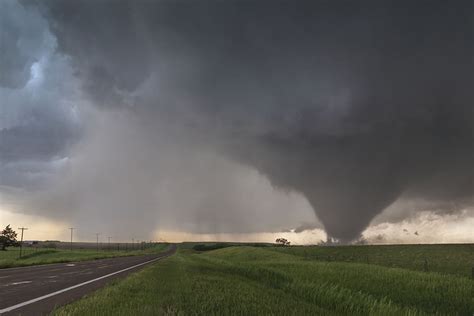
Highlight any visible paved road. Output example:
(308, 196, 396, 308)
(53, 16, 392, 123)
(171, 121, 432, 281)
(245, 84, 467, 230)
(0, 245, 176, 315)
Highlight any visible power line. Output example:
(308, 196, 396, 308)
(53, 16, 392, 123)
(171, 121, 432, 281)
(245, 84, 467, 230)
(69, 228, 75, 251)
(18, 227, 28, 258)
(96, 233, 101, 252)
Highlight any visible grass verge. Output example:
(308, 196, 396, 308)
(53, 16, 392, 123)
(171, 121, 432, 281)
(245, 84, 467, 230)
(53, 246, 473, 315)
(0, 244, 168, 269)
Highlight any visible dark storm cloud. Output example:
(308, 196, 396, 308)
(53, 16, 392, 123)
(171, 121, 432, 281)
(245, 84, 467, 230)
(0, 0, 49, 88)
(0, 106, 79, 189)
(0, 109, 78, 163)
(293, 223, 321, 234)
(0, 93, 81, 187)
(32, 0, 474, 241)
(0, 0, 82, 190)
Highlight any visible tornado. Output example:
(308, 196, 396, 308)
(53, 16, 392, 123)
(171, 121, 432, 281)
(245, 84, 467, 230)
(13, 0, 473, 241)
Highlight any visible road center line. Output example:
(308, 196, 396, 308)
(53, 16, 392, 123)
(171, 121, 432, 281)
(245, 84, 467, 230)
(0, 256, 165, 314)
(11, 281, 32, 285)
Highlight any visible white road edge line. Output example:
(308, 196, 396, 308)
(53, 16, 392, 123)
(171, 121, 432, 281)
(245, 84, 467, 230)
(0, 255, 166, 314)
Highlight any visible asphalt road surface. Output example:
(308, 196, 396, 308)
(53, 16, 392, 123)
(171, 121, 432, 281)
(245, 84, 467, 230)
(0, 244, 176, 315)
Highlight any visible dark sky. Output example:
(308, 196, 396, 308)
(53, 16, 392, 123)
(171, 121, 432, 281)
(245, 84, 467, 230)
(1, 0, 473, 242)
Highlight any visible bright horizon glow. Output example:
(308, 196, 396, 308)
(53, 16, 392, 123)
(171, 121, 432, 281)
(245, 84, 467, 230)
(0, 208, 68, 241)
(1, 207, 473, 245)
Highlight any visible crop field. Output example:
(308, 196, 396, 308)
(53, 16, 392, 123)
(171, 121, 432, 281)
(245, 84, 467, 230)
(54, 244, 473, 315)
(0, 244, 167, 269)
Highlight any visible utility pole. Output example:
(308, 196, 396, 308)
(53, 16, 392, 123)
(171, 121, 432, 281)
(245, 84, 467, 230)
(108, 236, 112, 250)
(69, 228, 75, 251)
(132, 238, 134, 251)
(96, 233, 100, 252)
(18, 227, 28, 258)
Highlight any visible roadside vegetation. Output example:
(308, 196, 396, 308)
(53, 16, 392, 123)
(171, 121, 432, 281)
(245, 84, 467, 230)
(54, 244, 473, 315)
(269, 243, 474, 278)
(0, 244, 168, 269)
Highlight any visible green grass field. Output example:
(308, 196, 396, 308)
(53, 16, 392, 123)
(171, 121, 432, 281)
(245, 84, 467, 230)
(54, 244, 473, 315)
(0, 244, 167, 269)
(270, 243, 474, 278)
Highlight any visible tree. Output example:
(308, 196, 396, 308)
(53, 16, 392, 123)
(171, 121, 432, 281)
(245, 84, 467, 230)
(275, 238, 290, 246)
(0, 225, 18, 250)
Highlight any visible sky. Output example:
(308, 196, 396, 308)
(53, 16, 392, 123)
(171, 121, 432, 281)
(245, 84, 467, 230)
(0, 0, 473, 244)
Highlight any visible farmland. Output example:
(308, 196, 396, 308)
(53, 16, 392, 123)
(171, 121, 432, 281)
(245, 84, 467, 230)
(54, 244, 473, 315)
(271, 243, 474, 278)
(0, 243, 167, 269)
